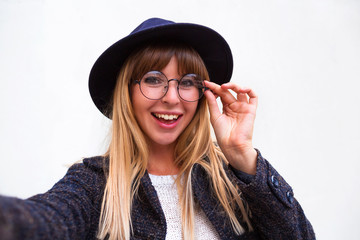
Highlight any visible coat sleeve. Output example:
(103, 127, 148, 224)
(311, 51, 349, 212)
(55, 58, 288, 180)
(0, 160, 105, 240)
(229, 150, 316, 240)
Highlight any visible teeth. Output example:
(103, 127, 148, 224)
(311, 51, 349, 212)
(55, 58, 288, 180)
(155, 113, 179, 120)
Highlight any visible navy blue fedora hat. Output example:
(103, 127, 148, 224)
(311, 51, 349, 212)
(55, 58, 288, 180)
(89, 17, 233, 118)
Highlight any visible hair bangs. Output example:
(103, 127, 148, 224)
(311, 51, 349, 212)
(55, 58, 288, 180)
(175, 47, 209, 80)
(130, 42, 209, 81)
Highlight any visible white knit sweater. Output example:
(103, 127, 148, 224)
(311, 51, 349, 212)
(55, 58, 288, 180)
(149, 174, 220, 240)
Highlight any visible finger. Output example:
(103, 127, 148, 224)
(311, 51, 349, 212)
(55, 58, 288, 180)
(204, 81, 236, 105)
(247, 88, 258, 106)
(237, 92, 248, 103)
(222, 83, 258, 106)
(222, 83, 249, 103)
(203, 88, 221, 122)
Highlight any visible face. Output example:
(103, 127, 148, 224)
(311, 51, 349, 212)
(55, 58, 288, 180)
(131, 56, 198, 148)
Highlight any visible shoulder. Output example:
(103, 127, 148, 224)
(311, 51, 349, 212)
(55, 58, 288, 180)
(57, 156, 108, 193)
(62, 155, 109, 177)
(82, 155, 108, 172)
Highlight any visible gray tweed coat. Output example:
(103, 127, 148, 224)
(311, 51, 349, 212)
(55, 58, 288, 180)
(0, 150, 315, 239)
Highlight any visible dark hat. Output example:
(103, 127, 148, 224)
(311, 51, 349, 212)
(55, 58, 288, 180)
(89, 17, 233, 118)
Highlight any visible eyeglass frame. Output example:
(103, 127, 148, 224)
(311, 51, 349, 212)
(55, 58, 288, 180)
(132, 71, 209, 102)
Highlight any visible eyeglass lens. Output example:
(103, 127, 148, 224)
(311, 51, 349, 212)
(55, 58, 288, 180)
(139, 71, 205, 102)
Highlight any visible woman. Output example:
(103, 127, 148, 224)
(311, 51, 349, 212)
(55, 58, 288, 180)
(0, 18, 315, 239)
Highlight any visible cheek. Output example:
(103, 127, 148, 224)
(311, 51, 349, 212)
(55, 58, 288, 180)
(185, 102, 199, 121)
(131, 85, 143, 113)
(131, 96, 146, 130)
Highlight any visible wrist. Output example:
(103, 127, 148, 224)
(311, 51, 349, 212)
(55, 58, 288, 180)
(226, 147, 257, 175)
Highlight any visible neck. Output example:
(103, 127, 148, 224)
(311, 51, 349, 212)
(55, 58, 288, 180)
(147, 142, 179, 175)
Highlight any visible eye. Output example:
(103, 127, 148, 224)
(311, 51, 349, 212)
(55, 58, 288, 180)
(180, 74, 202, 88)
(180, 79, 195, 87)
(144, 76, 159, 84)
(143, 76, 166, 86)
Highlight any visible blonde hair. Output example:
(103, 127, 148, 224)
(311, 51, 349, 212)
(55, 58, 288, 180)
(97, 42, 253, 240)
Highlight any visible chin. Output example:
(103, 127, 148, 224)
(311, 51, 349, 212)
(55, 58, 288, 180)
(150, 135, 179, 146)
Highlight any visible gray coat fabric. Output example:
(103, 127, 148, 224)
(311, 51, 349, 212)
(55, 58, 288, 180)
(0, 150, 315, 239)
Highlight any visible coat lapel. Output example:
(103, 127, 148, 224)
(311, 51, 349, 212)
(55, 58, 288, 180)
(131, 172, 167, 239)
(191, 163, 239, 240)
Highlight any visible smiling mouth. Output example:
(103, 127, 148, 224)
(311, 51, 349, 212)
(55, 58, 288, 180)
(152, 113, 181, 124)
(153, 113, 180, 120)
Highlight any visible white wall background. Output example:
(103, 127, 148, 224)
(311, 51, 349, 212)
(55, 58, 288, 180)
(1, 0, 359, 239)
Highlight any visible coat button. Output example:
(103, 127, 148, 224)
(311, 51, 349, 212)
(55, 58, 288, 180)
(271, 175, 280, 188)
(286, 191, 294, 204)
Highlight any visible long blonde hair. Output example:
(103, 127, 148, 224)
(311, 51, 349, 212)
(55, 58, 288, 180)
(97, 42, 253, 240)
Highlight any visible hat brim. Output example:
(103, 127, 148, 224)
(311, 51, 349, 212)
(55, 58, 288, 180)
(89, 22, 233, 118)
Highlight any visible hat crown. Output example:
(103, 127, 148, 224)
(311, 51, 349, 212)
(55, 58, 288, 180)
(130, 18, 175, 35)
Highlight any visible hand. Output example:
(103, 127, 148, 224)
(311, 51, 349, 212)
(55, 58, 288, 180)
(204, 81, 258, 175)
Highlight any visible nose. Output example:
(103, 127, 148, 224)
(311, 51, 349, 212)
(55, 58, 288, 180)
(161, 80, 180, 104)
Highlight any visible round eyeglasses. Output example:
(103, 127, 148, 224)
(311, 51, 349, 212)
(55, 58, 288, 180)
(133, 71, 207, 102)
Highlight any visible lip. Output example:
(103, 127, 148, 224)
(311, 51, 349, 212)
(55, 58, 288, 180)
(151, 111, 183, 129)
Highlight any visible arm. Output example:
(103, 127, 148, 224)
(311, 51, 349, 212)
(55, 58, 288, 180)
(204, 81, 315, 239)
(0, 159, 105, 240)
(229, 150, 315, 239)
